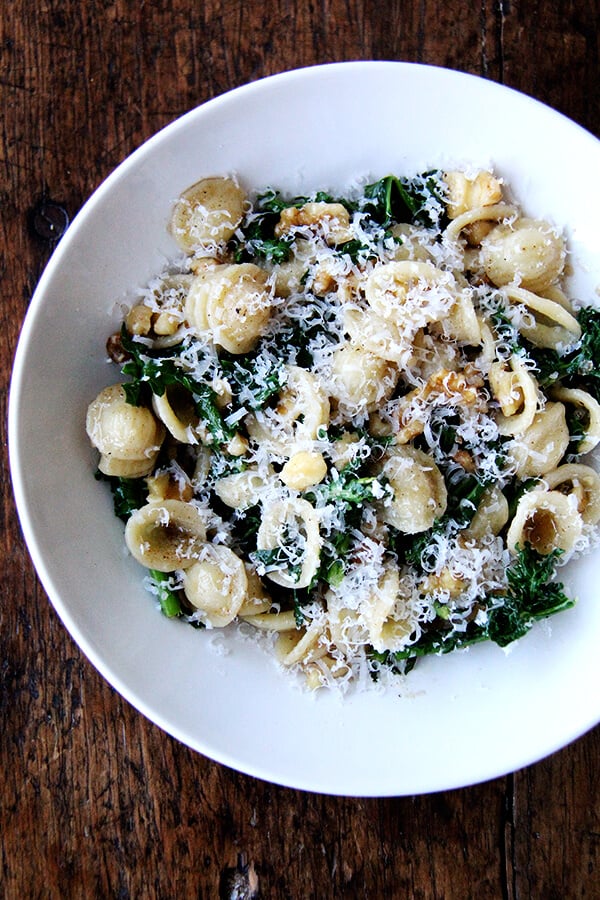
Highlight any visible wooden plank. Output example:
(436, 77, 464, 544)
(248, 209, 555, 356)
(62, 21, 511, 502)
(2, 1, 599, 897)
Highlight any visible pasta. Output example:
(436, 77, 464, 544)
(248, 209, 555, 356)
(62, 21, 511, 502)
(87, 168, 600, 690)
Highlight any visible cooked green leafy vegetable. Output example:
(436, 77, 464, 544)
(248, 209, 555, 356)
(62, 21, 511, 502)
(486, 545, 573, 646)
(120, 328, 234, 445)
(362, 171, 446, 227)
(219, 353, 286, 409)
(232, 188, 350, 264)
(379, 544, 573, 670)
(149, 570, 183, 618)
(96, 472, 147, 522)
(532, 307, 600, 401)
(305, 467, 388, 508)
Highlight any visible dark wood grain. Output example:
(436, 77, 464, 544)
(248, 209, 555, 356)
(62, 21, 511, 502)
(2, 1, 600, 897)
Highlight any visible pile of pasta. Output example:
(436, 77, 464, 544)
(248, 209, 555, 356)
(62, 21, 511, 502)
(86, 168, 600, 689)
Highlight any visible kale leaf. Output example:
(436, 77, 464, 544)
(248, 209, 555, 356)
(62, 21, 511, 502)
(380, 543, 574, 674)
(232, 188, 351, 264)
(219, 353, 287, 410)
(119, 329, 234, 445)
(487, 544, 574, 646)
(305, 467, 388, 508)
(532, 306, 600, 401)
(96, 473, 148, 522)
(362, 171, 446, 228)
(251, 546, 303, 584)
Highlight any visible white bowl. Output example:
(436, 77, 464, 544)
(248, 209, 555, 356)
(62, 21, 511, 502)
(9, 61, 600, 796)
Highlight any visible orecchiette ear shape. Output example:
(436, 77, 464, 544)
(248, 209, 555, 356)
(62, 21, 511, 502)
(184, 263, 273, 354)
(549, 386, 600, 454)
(343, 306, 410, 365)
(256, 498, 322, 589)
(124, 500, 207, 572)
(466, 486, 509, 540)
(182, 545, 248, 627)
(503, 285, 581, 348)
(326, 604, 365, 651)
(481, 218, 566, 292)
(237, 565, 272, 617)
(169, 176, 246, 251)
(438, 289, 481, 344)
(443, 170, 504, 219)
(510, 402, 570, 478)
(542, 463, 600, 525)
(246, 365, 330, 456)
(506, 490, 583, 556)
(241, 609, 298, 632)
(152, 386, 203, 445)
(489, 354, 539, 436)
(389, 223, 434, 261)
(475, 317, 497, 367)
(329, 344, 398, 419)
(275, 619, 325, 667)
(444, 204, 517, 244)
(184, 270, 215, 331)
(361, 564, 413, 653)
(364, 260, 452, 322)
(98, 451, 159, 479)
(378, 446, 447, 533)
(214, 468, 273, 509)
(86, 384, 165, 460)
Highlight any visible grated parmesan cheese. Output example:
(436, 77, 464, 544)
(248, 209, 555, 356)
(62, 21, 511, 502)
(88, 168, 600, 692)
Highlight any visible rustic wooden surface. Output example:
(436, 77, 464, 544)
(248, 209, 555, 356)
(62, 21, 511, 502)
(2, 1, 600, 897)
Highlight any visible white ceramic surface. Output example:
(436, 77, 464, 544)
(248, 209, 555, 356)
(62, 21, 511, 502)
(9, 62, 600, 796)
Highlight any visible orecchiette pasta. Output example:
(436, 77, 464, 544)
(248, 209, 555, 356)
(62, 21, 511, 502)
(542, 464, 600, 525)
(465, 486, 509, 540)
(502, 284, 581, 348)
(506, 490, 583, 556)
(549, 386, 600, 454)
(89, 166, 600, 690)
(183, 545, 249, 627)
(86, 384, 165, 461)
(378, 446, 447, 533)
(214, 467, 273, 509)
(509, 401, 570, 477)
(124, 500, 207, 572)
(185, 263, 274, 353)
(329, 344, 398, 420)
(152, 386, 205, 445)
(255, 498, 322, 589)
(360, 564, 414, 653)
(170, 176, 246, 250)
(246, 365, 330, 456)
(481, 218, 566, 292)
(488, 354, 539, 436)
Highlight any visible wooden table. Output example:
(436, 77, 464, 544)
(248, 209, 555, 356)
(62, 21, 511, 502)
(3, 2, 599, 897)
